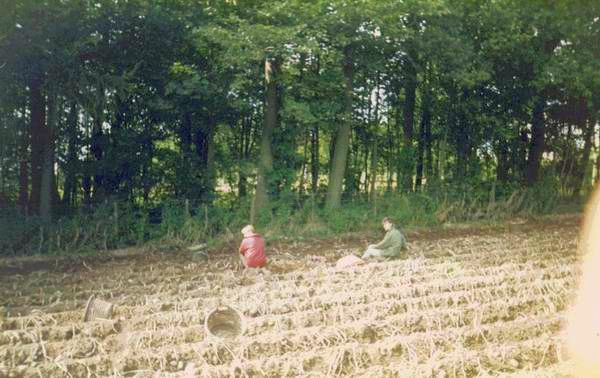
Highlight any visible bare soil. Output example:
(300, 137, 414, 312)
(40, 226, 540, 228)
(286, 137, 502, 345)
(0, 215, 582, 377)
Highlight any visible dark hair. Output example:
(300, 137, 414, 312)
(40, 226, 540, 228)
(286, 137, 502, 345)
(382, 217, 393, 225)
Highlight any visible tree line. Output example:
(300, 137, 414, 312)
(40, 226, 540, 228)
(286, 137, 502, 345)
(0, 0, 599, 225)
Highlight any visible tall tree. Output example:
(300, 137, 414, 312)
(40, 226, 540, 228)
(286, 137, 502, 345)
(28, 71, 47, 215)
(525, 96, 546, 186)
(17, 108, 30, 213)
(251, 54, 281, 222)
(326, 44, 354, 208)
(416, 77, 432, 189)
(402, 60, 417, 191)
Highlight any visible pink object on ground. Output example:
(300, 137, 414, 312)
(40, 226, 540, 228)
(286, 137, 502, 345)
(336, 255, 365, 269)
(239, 233, 267, 268)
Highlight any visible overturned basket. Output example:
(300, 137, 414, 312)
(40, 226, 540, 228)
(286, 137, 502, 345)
(205, 305, 245, 339)
(83, 295, 114, 322)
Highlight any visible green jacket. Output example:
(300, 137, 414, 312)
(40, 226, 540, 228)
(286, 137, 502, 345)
(374, 227, 407, 258)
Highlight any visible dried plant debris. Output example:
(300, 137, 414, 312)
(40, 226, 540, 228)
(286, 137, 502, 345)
(0, 216, 582, 377)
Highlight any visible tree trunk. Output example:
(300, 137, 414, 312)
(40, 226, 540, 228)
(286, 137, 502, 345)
(431, 139, 439, 181)
(81, 111, 93, 206)
(310, 125, 319, 194)
(298, 130, 309, 196)
(416, 125, 425, 189)
(438, 137, 447, 182)
(401, 63, 417, 192)
(206, 120, 217, 197)
(394, 99, 402, 191)
(425, 110, 433, 183)
(456, 134, 468, 180)
(416, 86, 431, 189)
(91, 87, 106, 202)
(525, 96, 546, 186)
(238, 115, 252, 198)
(251, 55, 281, 222)
(326, 45, 354, 208)
(573, 107, 593, 196)
(343, 129, 360, 196)
(496, 139, 510, 183)
(362, 145, 369, 194)
(104, 97, 129, 197)
(81, 166, 92, 206)
(386, 119, 393, 192)
(369, 139, 378, 202)
(18, 108, 30, 214)
(193, 113, 217, 201)
(177, 112, 193, 198)
(455, 89, 469, 181)
(39, 89, 57, 221)
(28, 72, 46, 215)
(369, 74, 381, 198)
(62, 102, 79, 209)
(310, 56, 321, 194)
(516, 128, 529, 181)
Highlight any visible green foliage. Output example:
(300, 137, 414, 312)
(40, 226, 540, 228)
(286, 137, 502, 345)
(0, 183, 582, 256)
(0, 0, 597, 256)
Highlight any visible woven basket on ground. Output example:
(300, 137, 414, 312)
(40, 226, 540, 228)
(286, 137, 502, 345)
(83, 295, 114, 322)
(205, 305, 245, 339)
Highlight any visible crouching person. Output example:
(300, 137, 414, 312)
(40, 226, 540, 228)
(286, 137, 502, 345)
(362, 217, 407, 260)
(239, 225, 267, 269)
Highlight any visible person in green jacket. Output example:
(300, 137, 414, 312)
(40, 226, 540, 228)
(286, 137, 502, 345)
(362, 217, 407, 260)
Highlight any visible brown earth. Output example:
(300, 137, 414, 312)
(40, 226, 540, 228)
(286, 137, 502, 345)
(0, 214, 582, 377)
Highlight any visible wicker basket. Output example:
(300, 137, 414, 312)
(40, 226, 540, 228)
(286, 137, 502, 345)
(205, 305, 245, 339)
(83, 295, 114, 322)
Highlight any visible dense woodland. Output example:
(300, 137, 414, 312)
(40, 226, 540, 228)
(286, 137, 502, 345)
(0, 0, 599, 254)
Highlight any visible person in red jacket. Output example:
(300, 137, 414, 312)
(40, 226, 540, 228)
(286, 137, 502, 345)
(238, 225, 267, 269)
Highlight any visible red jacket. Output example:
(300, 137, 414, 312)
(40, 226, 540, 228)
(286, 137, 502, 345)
(239, 233, 266, 268)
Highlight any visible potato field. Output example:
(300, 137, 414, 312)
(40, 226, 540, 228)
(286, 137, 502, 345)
(0, 216, 582, 377)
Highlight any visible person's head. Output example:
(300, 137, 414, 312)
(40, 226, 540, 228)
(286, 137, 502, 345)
(382, 217, 394, 231)
(241, 224, 255, 237)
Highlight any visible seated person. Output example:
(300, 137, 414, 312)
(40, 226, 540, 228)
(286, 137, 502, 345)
(362, 217, 407, 260)
(238, 225, 267, 269)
